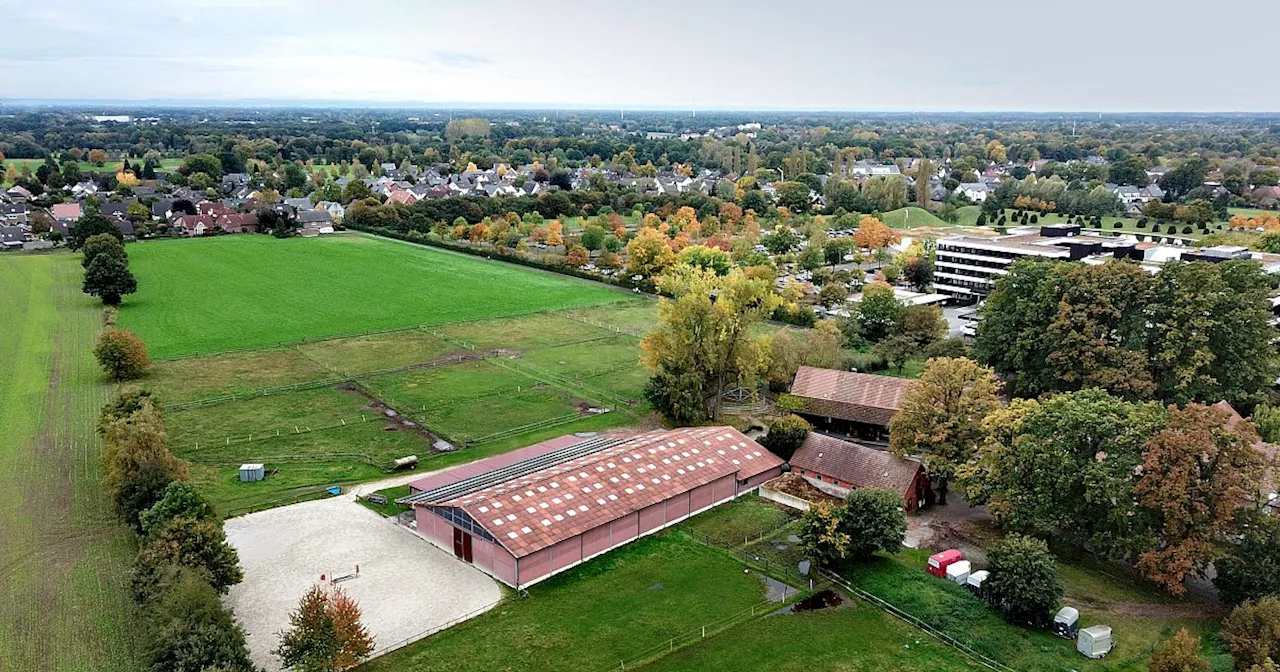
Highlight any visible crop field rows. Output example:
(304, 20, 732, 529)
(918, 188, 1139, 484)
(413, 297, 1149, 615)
(0, 254, 142, 672)
(147, 303, 659, 513)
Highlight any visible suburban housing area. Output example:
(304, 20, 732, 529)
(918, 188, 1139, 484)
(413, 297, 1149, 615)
(8, 104, 1280, 672)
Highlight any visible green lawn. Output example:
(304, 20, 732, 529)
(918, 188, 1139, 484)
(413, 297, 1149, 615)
(356, 484, 411, 517)
(0, 252, 143, 670)
(681, 495, 799, 546)
(119, 234, 627, 358)
(840, 549, 1229, 671)
(646, 602, 987, 672)
(360, 532, 770, 672)
(1229, 206, 1279, 219)
(1, 157, 181, 183)
(880, 206, 952, 229)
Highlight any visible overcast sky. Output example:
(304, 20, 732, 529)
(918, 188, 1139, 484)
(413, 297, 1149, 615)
(2, 0, 1276, 112)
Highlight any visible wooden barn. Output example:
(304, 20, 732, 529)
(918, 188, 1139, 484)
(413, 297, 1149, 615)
(788, 432, 931, 512)
(788, 366, 911, 443)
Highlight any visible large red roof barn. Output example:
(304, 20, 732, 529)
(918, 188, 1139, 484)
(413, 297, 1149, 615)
(400, 427, 784, 588)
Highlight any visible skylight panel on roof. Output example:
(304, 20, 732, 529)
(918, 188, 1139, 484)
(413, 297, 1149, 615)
(542, 519, 551, 526)
(508, 531, 518, 539)
(478, 506, 489, 513)
(506, 514, 516, 521)
(492, 501, 503, 508)
(526, 507, 536, 513)
(625, 488, 634, 494)
(492, 518, 504, 526)
(578, 505, 588, 511)
(554, 514, 564, 521)
(567, 509, 577, 517)
(521, 526, 531, 534)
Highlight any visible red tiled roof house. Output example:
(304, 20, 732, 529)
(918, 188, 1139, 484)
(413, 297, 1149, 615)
(788, 366, 911, 442)
(399, 427, 784, 588)
(789, 432, 931, 511)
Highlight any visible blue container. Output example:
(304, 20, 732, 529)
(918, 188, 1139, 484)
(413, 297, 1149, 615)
(327, 486, 341, 496)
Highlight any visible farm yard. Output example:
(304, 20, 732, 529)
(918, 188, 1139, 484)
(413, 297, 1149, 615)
(124, 234, 663, 513)
(0, 253, 142, 671)
(119, 234, 627, 358)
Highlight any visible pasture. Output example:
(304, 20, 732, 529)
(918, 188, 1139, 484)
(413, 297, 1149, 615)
(119, 234, 627, 358)
(0, 252, 142, 671)
(140, 280, 660, 513)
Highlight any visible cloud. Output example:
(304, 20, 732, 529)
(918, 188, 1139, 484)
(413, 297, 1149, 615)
(1, 0, 1279, 111)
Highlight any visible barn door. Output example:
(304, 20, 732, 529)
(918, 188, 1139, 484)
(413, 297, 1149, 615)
(453, 528, 464, 559)
(462, 532, 473, 563)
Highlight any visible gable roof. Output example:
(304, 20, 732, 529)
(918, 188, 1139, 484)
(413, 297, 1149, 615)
(403, 427, 782, 558)
(790, 432, 923, 493)
(789, 366, 911, 426)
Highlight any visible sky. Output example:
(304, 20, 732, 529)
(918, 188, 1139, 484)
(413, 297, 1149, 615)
(2, 0, 1277, 112)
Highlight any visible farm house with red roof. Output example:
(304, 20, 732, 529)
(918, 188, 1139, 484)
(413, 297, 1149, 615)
(398, 427, 784, 589)
(789, 432, 931, 511)
(788, 366, 911, 443)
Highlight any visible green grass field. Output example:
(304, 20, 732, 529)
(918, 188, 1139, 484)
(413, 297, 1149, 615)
(119, 234, 627, 358)
(880, 206, 953, 229)
(141, 296, 659, 511)
(0, 252, 143, 670)
(1, 157, 181, 183)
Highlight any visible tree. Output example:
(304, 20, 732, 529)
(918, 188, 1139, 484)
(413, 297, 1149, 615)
(87, 149, 109, 166)
(275, 585, 374, 672)
(775, 181, 812, 212)
(67, 211, 123, 250)
(901, 256, 933, 291)
(764, 326, 840, 392)
(853, 216, 901, 257)
(140, 481, 217, 537)
(145, 567, 256, 672)
(565, 245, 589, 267)
(1135, 403, 1265, 594)
(82, 233, 127, 269)
(761, 226, 801, 255)
(961, 390, 1165, 561)
(678, 245, 732, 276)
(1222, 597, 1280, 670)
(545, 220, 564, 247)
(915, 158, 935, 207)
(1147, 628, 1210, 672)
(799, 503, 851, 568)
(842, 488, 906, 558)
(853, 281, 904, 343)
(1215, 510, 1280, 606)
(983, 534, 1062, 626)
(133, 516, 243, 601)
(873, 335, 915, 373)
(818, 281, 849, 308)
(94, 328, 150, 380)
(864, 175, 909, 211)
(256, 207, 298, 238)
(889, 358, 999, 505)
(83, 253, 137, 305)
(580, 224, 606, 251)
(625, 227, 677, 277)
(1147, 260, 1278, 407)
(98, 391, 188, 525)
(758, 415, 811, 460)
(341, 179, 371, 204)
(899, 304, 946, 348)
(179, 153, 223, 180)
(640, 268, 779, 421)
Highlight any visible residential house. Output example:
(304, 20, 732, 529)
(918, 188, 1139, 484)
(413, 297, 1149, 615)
(5, 185, 33, 202)
(151, 199, 176, 220)
(315, 201, 346, 221)
(0, 203, 28, 226)
(1254, 186, 1280, 209)
(958, 183, 992, 202)
(70, 181, 99, 198)
(788, 366, 912, 443)
(386, 188, 418, 206)
(282, 196, 314, 212)
(789, 432, 931, 511)
(297, 209, 332, 226)
(51, 202, 83, 223)
(0, 226, 26, 250)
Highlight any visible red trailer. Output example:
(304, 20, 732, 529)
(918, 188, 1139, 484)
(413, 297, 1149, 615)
(927, 549, 963, 578)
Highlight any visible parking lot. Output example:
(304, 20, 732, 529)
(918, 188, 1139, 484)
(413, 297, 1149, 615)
(224, 490, 501, 670)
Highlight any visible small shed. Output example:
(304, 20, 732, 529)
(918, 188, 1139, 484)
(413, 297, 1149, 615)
(966, 570, 989, 596)
(946, 560, 972, 585)
(239, 464, 265, 482)
(1077, 625, 1113, 659)
(927, 549, 963, 578)
(1053, 607, 1080, 639)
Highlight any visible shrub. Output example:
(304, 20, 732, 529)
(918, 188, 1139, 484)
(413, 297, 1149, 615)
(140, 481, 217, 537)
(132, 516, 243, 602)
(94, 328, 150, 380)
(1222, 597, 1280, 669)
(1182, 226, 1193, 234)
(144, 567, 256, 672)
(759, 414, 811, 460)
(1147, 628, 1210, 672)
(1114, 221, 1123, 228)
(984, 534, 1062, 627)
(275, 585, 374, 672)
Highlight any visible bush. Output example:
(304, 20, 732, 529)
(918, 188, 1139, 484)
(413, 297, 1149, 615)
(140, 481, 217, 537)
(1222, 597, 1280, 669)
(984, 534, 1062, 627)
(94, 328, 150, 380)
(759, 414, 811, 460)
(1147, 628, 1210, 672)
(132, 516, 243, 602)
(1113, 221, 1123, 228)
(1182, 226, 1193, 234)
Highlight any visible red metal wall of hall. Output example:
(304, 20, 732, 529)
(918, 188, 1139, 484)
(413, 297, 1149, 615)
(740, 466, 783, 491)
(413, 507, 518, 586)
